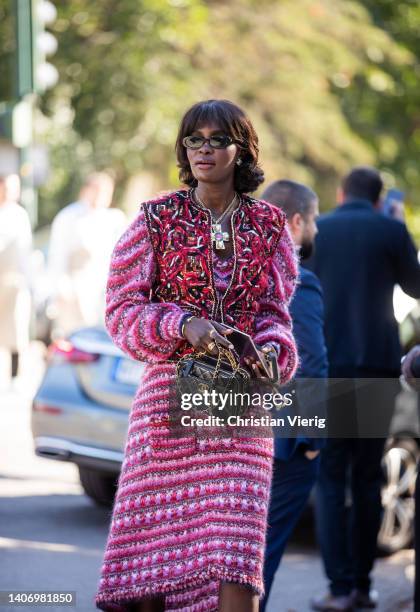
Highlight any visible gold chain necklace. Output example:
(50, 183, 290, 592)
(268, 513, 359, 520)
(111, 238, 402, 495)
(193, 189, 238, 250)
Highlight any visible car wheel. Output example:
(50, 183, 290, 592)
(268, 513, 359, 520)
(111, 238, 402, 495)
(378, 438, 418, 555)
(78, 466, 119, 508)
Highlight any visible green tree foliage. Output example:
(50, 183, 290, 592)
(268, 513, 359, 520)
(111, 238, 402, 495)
(37, 0, 416, 233)
(349, 1, 420, 234)
(188, 0, 407, 208)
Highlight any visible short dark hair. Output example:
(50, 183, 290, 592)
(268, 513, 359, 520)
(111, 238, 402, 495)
(261, 179, 318, 221)
(175, 99, 264, 193)
(342, 166, 383, 203)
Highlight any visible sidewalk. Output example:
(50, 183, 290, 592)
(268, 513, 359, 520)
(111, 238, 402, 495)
(267, 544, 414, 611)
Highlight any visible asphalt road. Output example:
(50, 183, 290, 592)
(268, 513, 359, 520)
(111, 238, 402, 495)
(0, 345, 415, 612)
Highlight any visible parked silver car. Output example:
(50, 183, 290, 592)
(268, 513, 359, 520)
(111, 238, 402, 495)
(32, 326, 144, 505)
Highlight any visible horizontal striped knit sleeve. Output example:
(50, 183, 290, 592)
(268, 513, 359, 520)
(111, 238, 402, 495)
(105, 208, 186, 363)
(253, 219, 299, 384)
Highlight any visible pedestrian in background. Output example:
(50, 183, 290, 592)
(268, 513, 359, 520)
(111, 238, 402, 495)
(0, 174, 32, 385)
(259, 180, 328, 611)
(308, 166, 420, 611)
(48, 172, 126, 337)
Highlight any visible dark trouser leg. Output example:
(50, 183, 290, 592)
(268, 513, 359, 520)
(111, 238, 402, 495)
(414, 461, 420, 612)
(261, 452, 319, 611)
(350, 437, 386, 594)
(11, 352, 19, 378)
(349, 372, 398, 595)
(315, 438, 353, 597)
(349, 439, 383, 589)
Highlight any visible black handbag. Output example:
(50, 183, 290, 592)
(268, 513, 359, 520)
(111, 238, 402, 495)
(176, 343, 251, 417)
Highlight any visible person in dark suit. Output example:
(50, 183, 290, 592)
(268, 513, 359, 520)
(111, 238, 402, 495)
(307, 167, 420, 611)
(259, 180, 328, 611)
(402, 346, 420, 612)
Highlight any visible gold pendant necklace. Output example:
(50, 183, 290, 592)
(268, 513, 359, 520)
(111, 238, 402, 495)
(194, 189, 238, 250)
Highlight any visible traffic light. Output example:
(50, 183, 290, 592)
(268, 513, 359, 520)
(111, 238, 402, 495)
(32, 0, 58, 93)
(0, 1, 57, 228)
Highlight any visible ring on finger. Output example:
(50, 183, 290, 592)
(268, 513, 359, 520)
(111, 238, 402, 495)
(209, 329, 216, 338)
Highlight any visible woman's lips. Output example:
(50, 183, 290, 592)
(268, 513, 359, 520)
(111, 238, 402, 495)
(195, 162, 215, 169)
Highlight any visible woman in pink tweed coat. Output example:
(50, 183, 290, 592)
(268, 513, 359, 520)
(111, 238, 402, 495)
(96, 99, 298, 612)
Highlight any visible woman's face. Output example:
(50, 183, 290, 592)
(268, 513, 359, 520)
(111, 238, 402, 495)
(185, 123, 240, 187)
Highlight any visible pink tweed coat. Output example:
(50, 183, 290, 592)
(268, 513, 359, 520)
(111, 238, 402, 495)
(95, 190, 298, 611)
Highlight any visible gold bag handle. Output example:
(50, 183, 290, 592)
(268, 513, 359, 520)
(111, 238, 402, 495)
(177, 341, 242, 384)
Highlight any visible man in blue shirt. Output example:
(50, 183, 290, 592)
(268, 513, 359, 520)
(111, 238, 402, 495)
(260, 180, 328, 611)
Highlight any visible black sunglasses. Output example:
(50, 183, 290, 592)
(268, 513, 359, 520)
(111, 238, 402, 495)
(182, 134, 236, 149)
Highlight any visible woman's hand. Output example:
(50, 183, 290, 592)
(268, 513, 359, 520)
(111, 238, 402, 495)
(245, 344, 276, 379)
(183, 317, 234, 355)
(304, 450, 320, 460)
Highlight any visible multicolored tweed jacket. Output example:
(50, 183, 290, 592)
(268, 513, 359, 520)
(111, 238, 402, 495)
(105, 189, 298, 385)
(142, 189, 295, 364)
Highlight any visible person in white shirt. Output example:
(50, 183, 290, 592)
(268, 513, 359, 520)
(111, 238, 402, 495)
(48, 172, 127, 337)
(0, 174, 32, 380)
